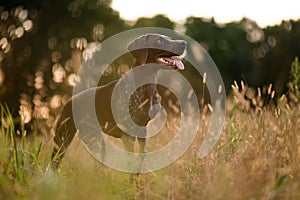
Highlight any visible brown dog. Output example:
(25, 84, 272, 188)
(51, 34, 186, 168)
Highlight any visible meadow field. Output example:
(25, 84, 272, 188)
(1, 1, 300, 199)
(1, 80, 300, 200)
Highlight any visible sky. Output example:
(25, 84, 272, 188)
(112, 0, 300, 27)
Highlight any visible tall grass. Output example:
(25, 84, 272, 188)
(0, 104, 46, 198)
(0, 103, 135, 199)
(1, 94, 300, 199)
(1, 57, 300, 199)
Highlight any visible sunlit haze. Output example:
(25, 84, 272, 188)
(112, 0, 300, 27)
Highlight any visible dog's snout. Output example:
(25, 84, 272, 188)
(179, 40, 187, 45)
(178, 40, 187, 48)
(172, 40, 186, 55)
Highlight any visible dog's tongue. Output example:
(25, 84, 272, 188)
(165, 58, 185, 70)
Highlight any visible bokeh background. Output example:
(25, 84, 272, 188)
(0, 0, 299, 132)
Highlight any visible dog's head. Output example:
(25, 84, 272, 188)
(127, 34, 187, 70)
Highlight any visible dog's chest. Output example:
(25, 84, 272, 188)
(128, 84, 157, 125)
(105, 73, 160, 128)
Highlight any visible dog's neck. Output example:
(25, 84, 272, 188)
(129, 59, 159, 108)
(132, 59, 141, 68)
(131, 59, 159, 84)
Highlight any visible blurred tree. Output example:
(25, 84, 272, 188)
(259, 20, 300, 92)
(185, 17, 263, 91)
(0, 0, 127, 131)
(133, 14, 174, 29)
(184, 17, 300, 95)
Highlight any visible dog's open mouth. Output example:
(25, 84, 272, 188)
(156, 56, 184, 70)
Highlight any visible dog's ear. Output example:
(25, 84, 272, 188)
(127, 35, 149, 64)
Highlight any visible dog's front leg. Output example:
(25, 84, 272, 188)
(137, 137, 147, 153)
(121, 134, 135, 152)
(136, 132, 147, 174)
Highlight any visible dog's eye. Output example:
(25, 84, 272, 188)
(156, 38, 163, 44)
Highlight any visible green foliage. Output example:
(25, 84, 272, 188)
(0, 104, 47, 198)
(185, 17, 260, 89)
(289, 57, 300, 91)
(133, 14, 175, 29)
(1, 104, 20, 181)
(273, 174, 288, 194)
(285, 57, 300, 102)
